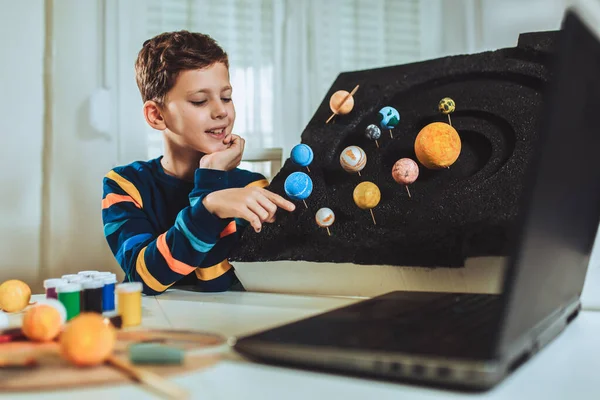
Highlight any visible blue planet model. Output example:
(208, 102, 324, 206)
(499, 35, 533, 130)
(290, 144, 314, 167)
(284, 172, 313, 201)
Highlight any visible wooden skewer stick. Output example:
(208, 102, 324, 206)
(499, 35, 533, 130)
(326, 85, 360, 123)
(116, 330, 224, 345)
(357, 171, 362, 177)
(389, 129, 394, 139)
(107, 355, 189, 400)
(406, 185, 411, 198)
(448, 114, 452, 126)
(326, 227, 331, 236)
(303, 200, 308, 209)
(369, 209, 376, 225)
(306, 166, 311, 173)
(375, 140, 379, 148)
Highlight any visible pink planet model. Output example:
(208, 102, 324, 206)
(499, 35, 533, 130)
(392, 158, 419, 185)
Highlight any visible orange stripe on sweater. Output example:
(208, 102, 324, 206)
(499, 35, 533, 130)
(102, 193, 140, 209)
(219, 221, 237, 238)
(195, 259, 232, 281)
(246, 179, 270, 189)
(157, 232, 196, 275)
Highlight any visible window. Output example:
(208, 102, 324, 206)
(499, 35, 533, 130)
(116, 0, 440, 180)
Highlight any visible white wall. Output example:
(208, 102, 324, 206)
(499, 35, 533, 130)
(440, 0, 569, 56)
(45, 0, 122, 284)
(0, 2, 45, 285)
(0, 0, 598, 299)
(477, 0, 568, 51)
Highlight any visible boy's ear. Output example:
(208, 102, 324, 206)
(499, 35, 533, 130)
(143, 100, 167, 130)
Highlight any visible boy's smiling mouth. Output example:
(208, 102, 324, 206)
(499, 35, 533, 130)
(206, 126, 228, 139)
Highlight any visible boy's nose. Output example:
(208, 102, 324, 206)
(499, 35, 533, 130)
(212, 102, 228, 119)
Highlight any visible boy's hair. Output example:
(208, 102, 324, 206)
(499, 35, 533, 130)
(135, 30, 229, 104)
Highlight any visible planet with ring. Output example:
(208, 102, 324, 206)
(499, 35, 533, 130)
(329, 90, 355, 115)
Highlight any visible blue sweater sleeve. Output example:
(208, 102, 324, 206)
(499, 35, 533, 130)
(187, 169, 269, 291)
(102, 168, 234, 295)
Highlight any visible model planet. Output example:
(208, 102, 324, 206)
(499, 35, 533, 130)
(414, 122, 461, 169)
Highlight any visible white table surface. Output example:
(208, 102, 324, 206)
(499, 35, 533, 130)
(2, 290, 599, 400)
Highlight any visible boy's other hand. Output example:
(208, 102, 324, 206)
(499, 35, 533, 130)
(202, 187, 296, 233)
(199, 134, 245, 171)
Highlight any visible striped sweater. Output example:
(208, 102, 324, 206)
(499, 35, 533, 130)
(101, 157, 268, 295)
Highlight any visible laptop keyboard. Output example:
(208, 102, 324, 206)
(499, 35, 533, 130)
(254, 292, 503, 359)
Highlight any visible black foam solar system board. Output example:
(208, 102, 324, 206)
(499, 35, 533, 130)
(230, 31, 558, 268)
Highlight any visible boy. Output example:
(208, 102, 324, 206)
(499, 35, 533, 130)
(101, 31, 295, 295)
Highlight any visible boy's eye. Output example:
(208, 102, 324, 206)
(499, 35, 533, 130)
(222, 98, 232, 103)
(190, 100, 206, 106)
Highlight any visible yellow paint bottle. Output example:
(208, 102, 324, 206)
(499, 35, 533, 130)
(116, 282, 142, 327)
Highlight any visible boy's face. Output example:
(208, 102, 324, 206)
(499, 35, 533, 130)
(161, 62, 235, 155)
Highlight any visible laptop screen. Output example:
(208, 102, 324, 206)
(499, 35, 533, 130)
(499, 5, 600, 352)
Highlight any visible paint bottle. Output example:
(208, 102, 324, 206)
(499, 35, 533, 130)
(57, 283, 82, 321)
(102, 274, 117, 312)
(43, 278, 68, 300)
(61, 274, 79, 281)
(116, 282, 142, 327)
(88, 271, 110, 279)
(81, 279, 104, 313)
(66, 275, 85, 284)
(78, 270, 99, 278)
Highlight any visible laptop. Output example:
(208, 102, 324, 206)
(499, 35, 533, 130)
(233, 0, 600, 391)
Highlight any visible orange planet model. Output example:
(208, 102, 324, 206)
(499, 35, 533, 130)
(414, 122, 461, 169)
(60, 313, 116, 366)
(329, 90, 355, 115)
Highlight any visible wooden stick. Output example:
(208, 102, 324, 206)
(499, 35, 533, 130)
(406, 185, 411, 198)
(0, 342, 60, 367)
(375, 140, 379, 149)
(107, 355, 189, 400)
(326, 85, 360, 124)
(389, 129, 393, 139)
(326, 227, 331, 236)
(448, 114, 452, 126)
(306, 166, 311, 173)
(116, 330, 224, 346)
(303, 200, 308, 209)
(357, 171, 361, 177)
(369, 209, 376, 225)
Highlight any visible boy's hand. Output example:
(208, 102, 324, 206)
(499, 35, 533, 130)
(199, 134, 245, 171)
(202, 187, 296, 232)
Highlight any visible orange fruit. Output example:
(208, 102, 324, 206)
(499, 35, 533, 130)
(60, 313, 116, 366)
(0, 280, 31, 313)
(22, 300, 66, 342)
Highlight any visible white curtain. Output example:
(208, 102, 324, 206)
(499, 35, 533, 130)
(272, 0, 438, 156)
(143, 0, 440, 159)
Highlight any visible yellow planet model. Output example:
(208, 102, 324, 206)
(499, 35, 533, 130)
(353, 181, 381, 210)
